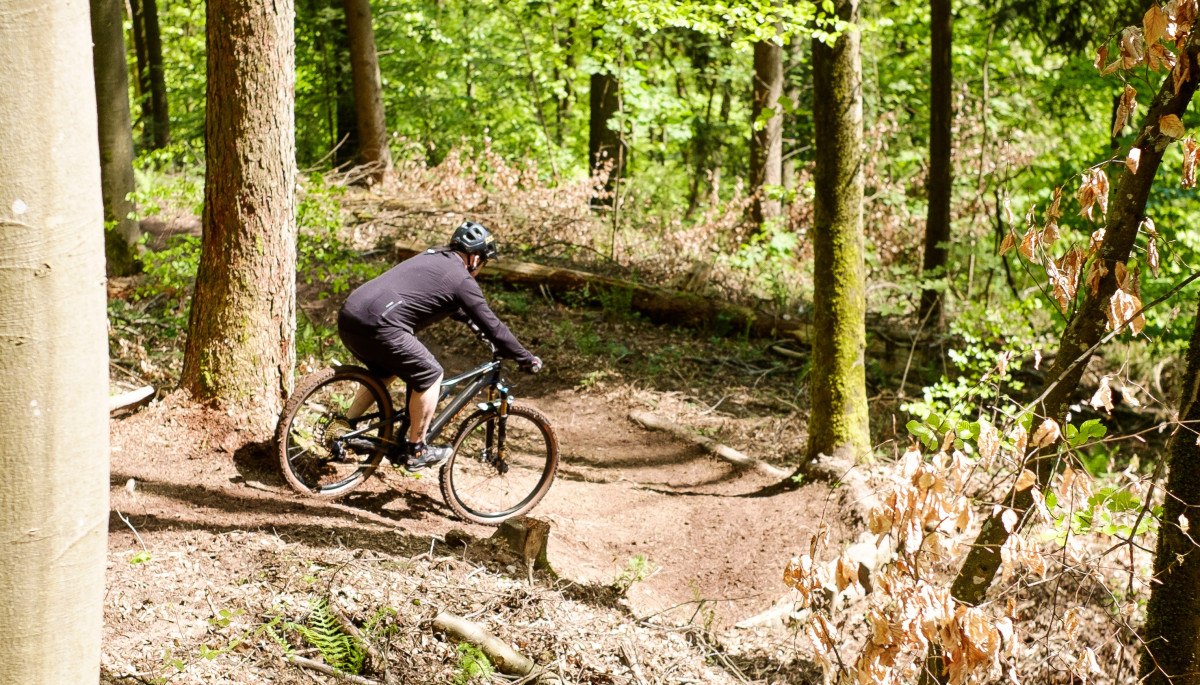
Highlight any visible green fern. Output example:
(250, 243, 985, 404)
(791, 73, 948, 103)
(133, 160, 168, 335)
(289, 598, 366, 675)
(454, 643, 494, 685)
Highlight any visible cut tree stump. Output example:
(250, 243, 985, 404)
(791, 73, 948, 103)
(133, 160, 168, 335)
(392, 241, 809, 341)
(628, 410, 789, 478)
(490, 516, 554, 581)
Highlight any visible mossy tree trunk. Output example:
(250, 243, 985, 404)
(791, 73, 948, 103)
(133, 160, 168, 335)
(805, 0, 871, 463)
(919, 0, 952, 325)
(924, 22, 1200, 685)
(750, 35, 784, 229)
(0, 2, 111, 681)
(181, 0, 297, 427)
(342, 0, 393, 185)
(90, 0, 141, 275)
(1140, 295, 1200, 684)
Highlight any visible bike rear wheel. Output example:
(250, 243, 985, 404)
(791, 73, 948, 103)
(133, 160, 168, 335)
(275, 366, 394, 499)
(440, 404, 559, 525)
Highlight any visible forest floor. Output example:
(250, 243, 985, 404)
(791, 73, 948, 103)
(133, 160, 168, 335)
(101, 282, 870, 684)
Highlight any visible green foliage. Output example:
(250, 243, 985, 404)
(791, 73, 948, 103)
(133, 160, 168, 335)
(129, 550, 153, 565)
(453, 643, 495, 685)
(289, 598, 366, 675)
(612, 554, 657, 593)
(297, 174, 380, 299)
(724, 219, 803, 307)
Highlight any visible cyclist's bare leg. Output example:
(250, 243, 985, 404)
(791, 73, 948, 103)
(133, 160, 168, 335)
(347, 376, 394, 419)
(406, 373, 443, 443)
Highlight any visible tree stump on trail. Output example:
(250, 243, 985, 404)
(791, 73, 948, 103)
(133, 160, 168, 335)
(490, 517, 554, 579)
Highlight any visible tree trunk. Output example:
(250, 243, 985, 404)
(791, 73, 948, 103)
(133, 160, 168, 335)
(589, 60, 625, 204)
(925, 22, 1200, 684)
(143, 0, 169, 149)
(342, 0, 393, 185)
(1140, 295, 1200, 684)
(805, 0, 870, 463)
(128, 0, 151, 146)
(0, 3, 111, 682)
(750, 37, 783, 229)
(781, 38, 805, 212)
(182, 0, 297, 426)
(91, 0, 141, 275)
(919, 0, 953, 326)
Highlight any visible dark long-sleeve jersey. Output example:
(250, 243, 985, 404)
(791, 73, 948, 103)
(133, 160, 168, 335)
(339, 248, 535, 364)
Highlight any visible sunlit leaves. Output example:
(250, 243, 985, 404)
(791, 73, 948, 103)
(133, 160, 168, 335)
(1076, 168, 1109, 221)
(1160, 113, 1187, 138)
(1106, 263, 1146, 334)
(1113, 83, 1137, 137)
(1185, 137, 1200, 187)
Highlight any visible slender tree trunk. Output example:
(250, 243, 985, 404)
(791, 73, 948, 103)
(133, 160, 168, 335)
(331, 3, 358, 167)
(182, 0, 297, 426)
(750, 37, 783, 229)
(342, 0, 393, 184)
(589, 37, 625, 205)
(781, 39, 805, 211)
(143, 0, 169, 149)
(1140, 295, 1200, 684)
(806, 0, 870, 463)
(919, 0, 953, 325)
(128, 0, 151, 147)
(91, 0, 141, 275)
(0, 3, 111, 682)
(924, 22, 1200, 684)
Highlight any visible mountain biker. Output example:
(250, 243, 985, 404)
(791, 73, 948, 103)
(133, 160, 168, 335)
(337, 220, 542, 471)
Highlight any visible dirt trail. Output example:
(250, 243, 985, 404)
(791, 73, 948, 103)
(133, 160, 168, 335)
(110, 381, 844, 631)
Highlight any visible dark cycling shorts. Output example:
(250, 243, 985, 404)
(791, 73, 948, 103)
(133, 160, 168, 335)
(338, 314, 443, 392)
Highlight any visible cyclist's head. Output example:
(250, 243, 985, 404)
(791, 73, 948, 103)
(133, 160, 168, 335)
(450, 220, 499, 263)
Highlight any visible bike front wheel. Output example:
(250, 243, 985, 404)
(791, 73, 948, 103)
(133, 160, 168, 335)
(440, 404, 559, 525)
(275, 366, 394, 499)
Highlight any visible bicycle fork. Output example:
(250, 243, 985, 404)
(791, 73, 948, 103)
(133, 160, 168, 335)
(482, 384, 511, 474)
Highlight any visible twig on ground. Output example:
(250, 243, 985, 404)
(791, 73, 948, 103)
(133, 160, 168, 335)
(283, 655, 380, 685)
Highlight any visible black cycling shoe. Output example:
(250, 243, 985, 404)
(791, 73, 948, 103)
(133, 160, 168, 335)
(404, 442, 452, 472)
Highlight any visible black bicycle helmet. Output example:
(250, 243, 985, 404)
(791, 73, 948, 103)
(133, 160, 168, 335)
(449, 220, 499, 261)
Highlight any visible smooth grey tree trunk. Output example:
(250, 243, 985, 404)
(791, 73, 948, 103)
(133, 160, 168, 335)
(342, 0, 393, 184)
(91, 0, 141, 275)
(0, 2, 111, 682)
(182, 0, 297, 427)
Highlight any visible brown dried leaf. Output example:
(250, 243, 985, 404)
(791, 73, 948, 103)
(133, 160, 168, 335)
(1146, 4, 1171, 44)
(1121, 26, 1146, 68)
(1089, 228, 1107, 257)
(1149, 41, 1178, 71)
(1095, 44, 1110, 72)
(1184, 137, 1199, 187)
(1092, 375, 1115, 412)
(1018, 223, 1040, 261)
(1077, 172, 1097, 221)
(1032, 418, 1062, 448)
(1041, 221, 1060, 247)
(1144, 220, 1161, 276)
(1126, 146, 1142, 175)
(977, 420, 1000, 465)
(1047, 186, 1064, 221)
(1086, 259, 1109, 295)
(1175, 54, 1192, 95)
(999, 232, 1017, 256)
(1001, 508, 1019, 533)
(1114, 83, 1137, 136)
(1109, 286, 1146, 334)
(1051, 248, 1085, 312)
(1014, 469, 1037, 491)
(1162, 113, 1187, 138)
(1095, 168, 1110, 216)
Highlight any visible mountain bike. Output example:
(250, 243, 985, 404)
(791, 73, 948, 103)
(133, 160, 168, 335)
(274, 338, 558, 526)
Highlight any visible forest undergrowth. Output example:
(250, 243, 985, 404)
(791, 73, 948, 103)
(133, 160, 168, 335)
(103, 127, 1188, 684)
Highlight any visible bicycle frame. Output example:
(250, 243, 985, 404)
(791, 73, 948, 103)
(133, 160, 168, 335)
(427, 357, 507, 440)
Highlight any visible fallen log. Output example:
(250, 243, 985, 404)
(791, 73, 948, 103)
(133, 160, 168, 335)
(109, 385, 155, 415)
(432, 611, 536, 676)
(628, 410, 789, 478)
(392, 241, 809, 341)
